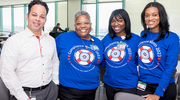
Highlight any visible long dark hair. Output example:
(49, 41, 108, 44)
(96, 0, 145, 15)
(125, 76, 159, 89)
(141, 2, 169, 42)
(108, 9, 131, 40)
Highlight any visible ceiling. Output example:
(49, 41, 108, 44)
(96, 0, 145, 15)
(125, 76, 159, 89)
(0, 0, 67, 6)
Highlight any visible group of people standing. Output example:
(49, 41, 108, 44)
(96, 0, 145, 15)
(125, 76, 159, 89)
(0, 0, 179, 100)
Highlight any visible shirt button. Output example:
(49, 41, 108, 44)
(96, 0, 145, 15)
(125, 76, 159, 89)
(42, 64, 44, 65)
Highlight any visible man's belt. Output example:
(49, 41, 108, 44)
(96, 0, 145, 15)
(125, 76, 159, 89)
(23, 82, 50, 91)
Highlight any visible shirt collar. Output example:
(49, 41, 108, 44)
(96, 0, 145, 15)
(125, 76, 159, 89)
(25, 27, 46, 38)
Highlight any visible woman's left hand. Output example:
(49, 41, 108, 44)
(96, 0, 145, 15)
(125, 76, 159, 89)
(142, 94, 160, 100)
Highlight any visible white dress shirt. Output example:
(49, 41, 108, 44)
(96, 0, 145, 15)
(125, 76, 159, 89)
(0, 27, 59, 100)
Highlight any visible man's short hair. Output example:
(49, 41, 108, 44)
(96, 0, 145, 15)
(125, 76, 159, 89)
(57, 23, 60, 26)
(28, 0, 49, 15)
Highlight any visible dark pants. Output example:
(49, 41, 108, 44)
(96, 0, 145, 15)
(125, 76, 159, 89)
(104, 83, 137, 100)
(137, 82, 177, 100)
(59, 84, 97, 100)
(10, 81, 58, 100)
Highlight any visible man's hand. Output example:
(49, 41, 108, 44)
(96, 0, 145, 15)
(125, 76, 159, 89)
(28, 98, 31, 100)
(142, 94, 160, 100)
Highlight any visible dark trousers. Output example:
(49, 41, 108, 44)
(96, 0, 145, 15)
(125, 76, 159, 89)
(137, 82, 177, 100)
(59, 84, 97, 100)
(10, 81, 58, 100)
(104, 83, 137, 100)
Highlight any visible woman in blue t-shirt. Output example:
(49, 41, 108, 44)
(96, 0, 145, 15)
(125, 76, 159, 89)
(101, 9, 140, 100)
(55, 11, 104, 100)
(137, 2, 179, 100)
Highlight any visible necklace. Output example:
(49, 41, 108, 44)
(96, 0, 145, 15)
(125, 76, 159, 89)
(121, 36, 126, 40)
(150, 33, 159, 41)
(81, 39, 90, 49)
(119, 36, 126, 43)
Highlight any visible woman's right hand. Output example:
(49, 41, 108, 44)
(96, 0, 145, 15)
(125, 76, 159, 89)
(142, 94, 160, 100)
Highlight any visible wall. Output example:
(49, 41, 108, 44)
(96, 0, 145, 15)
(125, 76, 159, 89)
(58, 2, 67, 30)
(67, 0, 81, 31)
(0, 7, 2, 32)
(157, 0, 180, 36)
(125, 0, 153, 35)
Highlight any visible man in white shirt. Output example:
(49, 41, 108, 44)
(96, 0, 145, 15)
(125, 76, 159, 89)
(0, 0, 59, 100)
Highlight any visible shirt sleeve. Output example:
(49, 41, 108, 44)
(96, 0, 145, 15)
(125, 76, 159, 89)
(55, 35, 61, 57)
(59, 28, 64, 31)
(154, 34, 179, 97)
(52, 40, 59, 85)
(140, 31, 144, 37)
(52, 27, 57, 32)
(1, 38, 29, 100)
(98, 40, 104, 65)
(100, 47, 106, 68)
(100, 37, 106, 68)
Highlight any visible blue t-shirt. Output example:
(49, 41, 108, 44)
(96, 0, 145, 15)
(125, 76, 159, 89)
(101, 33, 140, 88)
(55, 31, 104, 90)
(138, 30, 179, 97)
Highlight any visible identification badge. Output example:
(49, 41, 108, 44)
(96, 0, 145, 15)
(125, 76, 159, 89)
(28, 90, 36, 100)
(29, 93, 36, 100)
(90, 45, 99, 51)
(29, 96, 36, 100)
(117, 42, 126, 49)
(137, 81, 147, 91)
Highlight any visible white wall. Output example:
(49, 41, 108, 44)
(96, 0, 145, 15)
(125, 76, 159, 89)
(125, 0, 154, 35)
(157, 0, 180, 36)
(0, 11, 2, 32)
(68, 0, 81, 31)
(58, 2, 67, 30)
